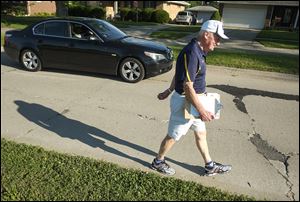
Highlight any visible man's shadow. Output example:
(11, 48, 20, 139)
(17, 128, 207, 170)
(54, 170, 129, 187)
(14, 100, 206, 175)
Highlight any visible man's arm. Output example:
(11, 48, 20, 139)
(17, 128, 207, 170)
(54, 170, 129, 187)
(184, 81, 214, 121)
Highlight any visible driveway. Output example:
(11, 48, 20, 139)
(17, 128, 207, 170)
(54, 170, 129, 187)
(1, 46, 299, 201)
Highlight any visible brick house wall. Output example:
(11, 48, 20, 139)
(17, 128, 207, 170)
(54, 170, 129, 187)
(85, 1, 188, 20)
(27, 1, 56, 16)
(158, 3, 186, 20)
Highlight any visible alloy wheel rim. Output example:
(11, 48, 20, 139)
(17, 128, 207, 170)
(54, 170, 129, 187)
(122, 61, 141, 81)
(22, 51, 39, 70)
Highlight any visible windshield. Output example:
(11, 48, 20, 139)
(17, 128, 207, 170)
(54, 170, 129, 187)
(87, 19, 126, 41)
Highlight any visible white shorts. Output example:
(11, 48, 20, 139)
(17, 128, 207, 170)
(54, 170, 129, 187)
(168, 92, 206, 141)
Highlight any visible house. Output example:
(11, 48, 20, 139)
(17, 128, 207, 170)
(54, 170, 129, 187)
(1, 1, 56, 16)
(186, 6, 218, 24)
(27, 1, 56, 16)
(87, 1, 190, 21)
(219, 1, 299, 29)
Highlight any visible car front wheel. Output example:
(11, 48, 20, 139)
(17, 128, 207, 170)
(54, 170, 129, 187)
(119, 58, 145, 83)
(20, 49, 42, 72)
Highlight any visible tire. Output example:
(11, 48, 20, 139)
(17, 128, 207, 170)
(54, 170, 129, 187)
(119, 58, 145, 83)
(20, 49, 42, 72)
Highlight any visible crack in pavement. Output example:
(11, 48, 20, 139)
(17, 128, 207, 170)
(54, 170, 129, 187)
(250, 133, 287, 163)
(137, 114, 156, 121)
(207, 84, 298, 200)
(249, 133, 295, 200)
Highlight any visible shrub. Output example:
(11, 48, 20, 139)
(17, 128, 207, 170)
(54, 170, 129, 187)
(119, 8, 131, 21)
(210, 10, 221, 21)
(33, 12, 55, 16)
(127, 8, 142, 22)
(68, 5, 105, 19)
(151, 9, 169, 23)
(90, 7, 105, 19)
(68, 5, 90, 17)
(141, 8, 155, 22)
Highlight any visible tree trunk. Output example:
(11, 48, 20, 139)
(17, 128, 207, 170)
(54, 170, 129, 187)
(55, 1, 68, 17)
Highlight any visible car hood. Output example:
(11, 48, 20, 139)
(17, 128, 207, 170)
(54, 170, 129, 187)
(120, 36, 168, 53)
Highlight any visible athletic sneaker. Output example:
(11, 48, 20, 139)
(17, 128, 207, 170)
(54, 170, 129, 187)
(205, 161, 232, 176)
(150, 158, 176, 175)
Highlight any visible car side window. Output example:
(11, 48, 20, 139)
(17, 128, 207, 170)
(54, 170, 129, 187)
(44, 22, 69, 37)
(70, 23, 97, 40)
(33, 23, 45, 35)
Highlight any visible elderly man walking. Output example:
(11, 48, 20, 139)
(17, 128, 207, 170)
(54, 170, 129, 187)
(150, 20, 232, 176)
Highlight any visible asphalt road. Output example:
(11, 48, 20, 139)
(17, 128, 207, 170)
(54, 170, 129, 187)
(1, 46, 299, 200)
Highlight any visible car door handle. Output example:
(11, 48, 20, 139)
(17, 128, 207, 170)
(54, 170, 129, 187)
(37, 39, 43, 44)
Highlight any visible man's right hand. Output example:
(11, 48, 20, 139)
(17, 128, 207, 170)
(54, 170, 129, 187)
(199, 110, 215, 122)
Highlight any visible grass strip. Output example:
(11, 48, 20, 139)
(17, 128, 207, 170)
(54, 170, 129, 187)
(1, 138, 255, 201)
(150, 31, 192, 39)
(256, 29, 299, 49)
(150, 25, 200, 39)
(169, 46, 299, 75)
(255, 40, 299, 49)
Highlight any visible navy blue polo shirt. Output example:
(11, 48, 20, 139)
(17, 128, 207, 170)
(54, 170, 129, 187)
(175, 38, 207, 95)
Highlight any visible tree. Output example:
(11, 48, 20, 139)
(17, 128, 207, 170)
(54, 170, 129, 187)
(55, 1, 68, 17)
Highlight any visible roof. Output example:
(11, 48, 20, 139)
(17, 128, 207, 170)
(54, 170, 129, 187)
(187, 6, 218, 12)
(166, 1, 190, 6)
(218, 1, 299, 6)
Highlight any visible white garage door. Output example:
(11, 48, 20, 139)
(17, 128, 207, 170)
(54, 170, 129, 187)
(222, 4, 267, 29)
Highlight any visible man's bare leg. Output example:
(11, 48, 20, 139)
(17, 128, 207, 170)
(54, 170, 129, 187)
(194, 131, 212, 164)
(156, 134, 176, 160)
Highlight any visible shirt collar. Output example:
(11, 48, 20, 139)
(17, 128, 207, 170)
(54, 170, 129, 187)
(192, 38, 207, 57)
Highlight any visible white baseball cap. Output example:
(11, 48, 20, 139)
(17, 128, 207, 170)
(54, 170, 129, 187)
(201, 20, 229, 39)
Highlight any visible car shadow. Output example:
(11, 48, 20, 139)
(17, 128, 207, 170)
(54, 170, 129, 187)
(14, 100, 206, 176)
(1, 51, 22, 69)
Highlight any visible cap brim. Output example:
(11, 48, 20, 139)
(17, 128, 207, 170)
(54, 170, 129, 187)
(217, 32, 229, 39)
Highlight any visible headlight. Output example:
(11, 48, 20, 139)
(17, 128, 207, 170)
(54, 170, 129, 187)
(144, 51, 166, 61)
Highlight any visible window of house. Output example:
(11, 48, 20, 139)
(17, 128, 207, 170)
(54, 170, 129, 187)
(283, 8, 292, 23)
(143, 1, 156, 8)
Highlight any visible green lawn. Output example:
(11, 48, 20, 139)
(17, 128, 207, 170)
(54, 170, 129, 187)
(150, 25, 200, 39)
(1, 138, 256, 201)
(110, 21, 159, 28)
(256, 29, 299, 49)
(150, 31, 192, 40)
(169, 45, 299, 75)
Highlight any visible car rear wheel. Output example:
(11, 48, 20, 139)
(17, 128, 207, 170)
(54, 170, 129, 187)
(119, 58, 145, 83)
(20, 49, 42, 71)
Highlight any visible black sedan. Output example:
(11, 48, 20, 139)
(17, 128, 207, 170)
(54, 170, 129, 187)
(4, 17, 173, 83)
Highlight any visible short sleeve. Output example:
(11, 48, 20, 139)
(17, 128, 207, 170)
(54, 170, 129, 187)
(184, 50, 198, 82)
